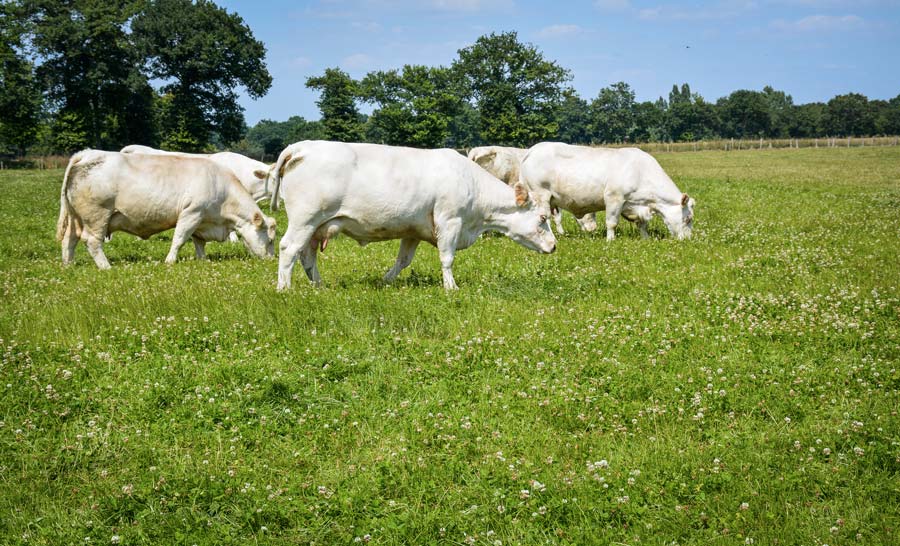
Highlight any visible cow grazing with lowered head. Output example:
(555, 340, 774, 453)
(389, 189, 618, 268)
(467, 145, 597, 234)
(520, 142, 695, 240)
(270, 141, 557, 290)
(57, 150, 276, 268)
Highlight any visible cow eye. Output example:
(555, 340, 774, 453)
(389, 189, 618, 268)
(539, 215, 547, 223)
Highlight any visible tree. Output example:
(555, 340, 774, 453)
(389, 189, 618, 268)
(446, 102, 481, 149)
(788, 102, 825, 138)
(631, 100, 667, 142)
(872, 95, 900, 135)
(0, 3, 41, 155)
(822, 93, 874, 137)
(717, 90, 770, 138)
(555, 89, 590, 144)
(133, 0, 272, 151)
(453, 32, 571, 147)
(589, 82, 636, 143)
(359, 65, 462, 148)
(668, 94, 717, 141)
(306, 68, 364, 142)
(762, 86, 794, 138)
(21, 0, 156, 151)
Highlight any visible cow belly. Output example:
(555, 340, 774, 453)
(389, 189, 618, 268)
(108, 211, 177, 239)
(316, 216, 435, 246)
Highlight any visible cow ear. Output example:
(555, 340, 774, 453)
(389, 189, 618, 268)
(253, 211, 264, 227)
(514, 183, 530, 207)
(253, 169, 267, 179)
(681, 193, 689, 206)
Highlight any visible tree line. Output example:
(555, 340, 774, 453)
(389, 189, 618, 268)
(2, 1, 898, 159)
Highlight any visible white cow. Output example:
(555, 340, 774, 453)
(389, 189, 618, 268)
(270, 141, 557, 290)
(120, 145, 273, 202)
(57, 150, 277, 268)
(520, 142, 696, 240)
(467, 145, 597, 234)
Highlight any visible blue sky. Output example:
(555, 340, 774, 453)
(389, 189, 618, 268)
(218, 0, 900, 125)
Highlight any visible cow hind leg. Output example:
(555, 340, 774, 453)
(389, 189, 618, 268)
(299, 239, 322, 286)
(61, 222, 79, 265)
(165, 212, 203, 264)
(84, 230, 111, 270)
(277, 225, 316, 291)
(384, 238, 420, 283)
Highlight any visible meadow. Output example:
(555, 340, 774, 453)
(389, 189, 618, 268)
(0, 147, 898, 545)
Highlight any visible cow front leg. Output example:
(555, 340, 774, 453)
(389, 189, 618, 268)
(165, 212, 202, 264)
(604, 199, 624, 241)
(277, 225, 315, 291)
(577, 213, 598, 232)
(436, 219, 462, 290)
(637, 219, 650, 239)
(384, 238, 420, 283)
(192, 236, 207, 260)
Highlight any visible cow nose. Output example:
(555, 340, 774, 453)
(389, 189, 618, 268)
(549, 243, 556, 254)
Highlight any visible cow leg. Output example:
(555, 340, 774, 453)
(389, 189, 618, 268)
(552, 207, 565, 235)
(637, 220, 650, 239)
(192, 236, 207, 260)
(384, 238, 420, 283)
(277, 225, 315, 291)
(577, 213, 598, 232)
(165, 212, 203, 264)
(61, 221, 79, 265)
(299, 239, 322, 286)
(84, 231, 111, 270)
(228, 231, 239, 243)
(436, 219, 462, 290)
(604, 199, 624, 241)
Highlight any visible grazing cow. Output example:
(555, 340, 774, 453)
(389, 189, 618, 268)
(120, 145, 273, 202)
(520, 142, 695, 240)
(468, 145, 597, 234)
(57, 150, 277, 268)
(270, 141, 557, 290)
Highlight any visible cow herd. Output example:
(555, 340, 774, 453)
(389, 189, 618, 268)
(57, 141, 695, 289)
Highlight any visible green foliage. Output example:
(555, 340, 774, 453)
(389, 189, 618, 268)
(306, 68, 364, 143)
(2, 147, 899, 544)
(445, 102, 481, 149)
(823, 93, 876, 137)
(717, 90, 771, 138)
(21, 0, 155, 150)
(360, 65, 462, 148)
(555, 89, 590, 144)
(241, 116, 324, 160)
(453, 31, 571, 147)
(589, 82, 636, 143)
(51, 111, 90, 153)
(668, 95, 718, 142)
(132, 0, 272, 149)
(0, 4, 42, 156)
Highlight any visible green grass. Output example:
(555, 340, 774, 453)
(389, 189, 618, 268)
(1, 147, 898, 545)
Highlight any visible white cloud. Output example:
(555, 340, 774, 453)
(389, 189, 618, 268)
(429, 0, 514, 10)
(290, 56, 313, 68)
(770, 14, 866, 32)
(341, 53, 373, 70)
(351, 21, 383, 32)
(537, 24, 583, 38)
(594, 0, 631, 10)
(637, 1, 758, 21)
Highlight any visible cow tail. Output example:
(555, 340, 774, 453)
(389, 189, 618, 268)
(269, 146, 303, 211)
(56, 152, 83, 242)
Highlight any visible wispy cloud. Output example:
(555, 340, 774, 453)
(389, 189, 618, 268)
(537, 24, 584, 38)
(594, 0, 631, 10)
(351, 21, 383, 32)
(638, 1, 758, 21)
(341, 53, 374, 70)
(290, 56, 313, 69)
(770, 14, 866, 32)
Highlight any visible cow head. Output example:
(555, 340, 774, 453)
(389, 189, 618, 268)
(501, 184, 557, 254)
(238, 211, 277, 258)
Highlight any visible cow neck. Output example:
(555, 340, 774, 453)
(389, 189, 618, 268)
(475, 177, 520, 235)
(222, 186, 259, 229)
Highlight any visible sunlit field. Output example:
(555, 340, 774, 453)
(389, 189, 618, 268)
(1, 147, 898, 545)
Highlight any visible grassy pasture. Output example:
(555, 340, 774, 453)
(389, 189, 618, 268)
(0, 147, 898, 545)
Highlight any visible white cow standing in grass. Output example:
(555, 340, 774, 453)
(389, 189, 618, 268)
(57, 150, 277, 268)
(467, 145, 597, 234)
(270, 141, 557, 290)
(520, 142, 696, 240)
(120, 145, 273, 202)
